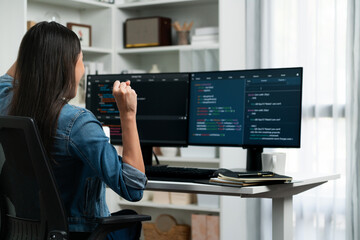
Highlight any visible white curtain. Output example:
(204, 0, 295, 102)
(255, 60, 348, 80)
(246, 0, 347, 239)
(346, 0, 360, 239)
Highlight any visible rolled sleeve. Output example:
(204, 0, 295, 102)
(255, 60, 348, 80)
(122, 163, 147, 189)
(0, 74, 14, 115)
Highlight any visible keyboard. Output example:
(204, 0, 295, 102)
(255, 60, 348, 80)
(145, 165, 217, 180)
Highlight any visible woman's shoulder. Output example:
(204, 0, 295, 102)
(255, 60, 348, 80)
(0, 74, 13, 90)
(60, 104, 88, 117)
(0, 73, 13, 83)
(0, 74, 14, 115)
(58, 104, 99, 130)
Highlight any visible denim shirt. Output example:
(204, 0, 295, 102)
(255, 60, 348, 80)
(0, 74, 147, 232)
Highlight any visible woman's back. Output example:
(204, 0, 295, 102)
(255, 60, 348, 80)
(1, 21, 147, 237)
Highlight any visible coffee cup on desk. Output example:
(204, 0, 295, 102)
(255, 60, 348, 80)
(160, 147, 178, 157)
(261, 152, 286, 174)
(102, 126, 110, 143)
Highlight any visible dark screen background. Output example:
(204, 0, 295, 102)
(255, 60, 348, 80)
(86, 73, 189, 146)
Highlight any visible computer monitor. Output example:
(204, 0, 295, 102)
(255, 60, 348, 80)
(188, 68, 303, 171)
(86, 68, 302, 172)
(86, 73, 189, 165)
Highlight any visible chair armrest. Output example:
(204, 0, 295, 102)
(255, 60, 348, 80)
(88, 214, 151, 240)
(98, 214, 151, 225)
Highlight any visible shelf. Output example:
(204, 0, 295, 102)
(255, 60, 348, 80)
(82, 46, 113, 54)
(117, 0, 217, 10)
(28, 0, 112, 9)
(118, 199, 220, 213)
(118, 43, 219, 54)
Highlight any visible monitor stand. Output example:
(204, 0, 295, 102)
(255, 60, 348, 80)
(141, 145, 153, 166)
(245, 147, 263, 172)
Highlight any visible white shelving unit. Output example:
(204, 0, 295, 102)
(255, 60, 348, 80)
(114, 0, 219, 73)
(0, 0, 221, 74)
(118, 199, 220, 213)
(116, 0, 217, 9)
(117, 43, 219, 54)
(30, 0, 111, 9)
(0, 1, 247, 239)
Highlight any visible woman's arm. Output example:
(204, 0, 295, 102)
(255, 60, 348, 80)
(68, 111, 146, 201)
(6, 62, 16, 78)
(112, 80, 144, 173)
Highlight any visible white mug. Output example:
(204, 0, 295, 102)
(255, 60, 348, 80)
(103, 126, 111, 143)
(160, 147, 178, 157)
(261, 152, 286, 174)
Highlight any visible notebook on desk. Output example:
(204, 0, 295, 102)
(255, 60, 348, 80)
(210, 169, 292, 187)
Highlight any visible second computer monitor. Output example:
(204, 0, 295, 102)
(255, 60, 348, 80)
(188, 68, 303, 148)
(188, 68, 302, 171)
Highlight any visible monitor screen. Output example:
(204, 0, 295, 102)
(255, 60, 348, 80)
(188, 68, 302, 170)
(188, 68, 302, 147)
(86, 73, 189, 150)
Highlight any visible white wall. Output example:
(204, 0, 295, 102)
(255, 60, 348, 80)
(0, 0, 26, 74)
(218, 1, 250, 240)
(219, 0, 246, 71)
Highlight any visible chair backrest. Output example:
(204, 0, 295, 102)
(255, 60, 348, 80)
(0, 116, 68, 240)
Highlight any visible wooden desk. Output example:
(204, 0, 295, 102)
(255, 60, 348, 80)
(146, 174, 340, 240)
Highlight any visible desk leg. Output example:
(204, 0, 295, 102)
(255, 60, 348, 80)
(272, 196, 293, 240)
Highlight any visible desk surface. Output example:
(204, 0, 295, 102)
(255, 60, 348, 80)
(146, 174, 340, 198)
(145, 174, 340, 240)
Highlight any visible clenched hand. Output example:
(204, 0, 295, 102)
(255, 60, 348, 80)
(112, 80, 137, 118)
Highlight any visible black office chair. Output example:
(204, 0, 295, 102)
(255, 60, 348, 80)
(0, 116, 150, 240)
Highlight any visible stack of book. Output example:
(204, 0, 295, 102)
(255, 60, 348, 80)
(209, 169, 292, 187)
(191, 26, 219, 45)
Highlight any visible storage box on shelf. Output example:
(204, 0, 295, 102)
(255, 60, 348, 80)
(143, 214, 191, 240)
(191, 214, 220, 240)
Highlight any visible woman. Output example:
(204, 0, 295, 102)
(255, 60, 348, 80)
(0, 21, 146, 239)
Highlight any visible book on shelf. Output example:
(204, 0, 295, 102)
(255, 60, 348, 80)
(209, 169, 292, 187)
(191, 26, 219, 45)
(191, 34, 219, 45)
(194, 26, 219, 36)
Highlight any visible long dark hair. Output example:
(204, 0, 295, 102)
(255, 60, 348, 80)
(9, 21, 81, 157)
